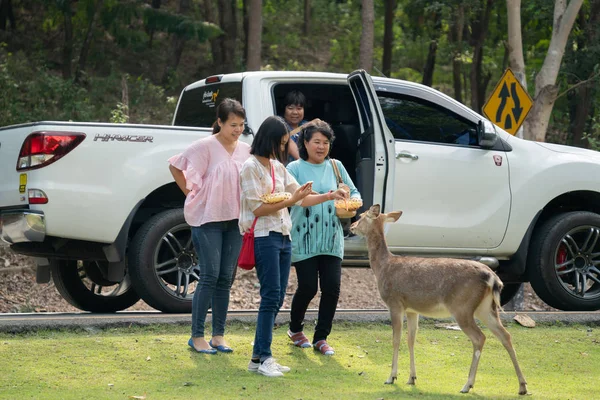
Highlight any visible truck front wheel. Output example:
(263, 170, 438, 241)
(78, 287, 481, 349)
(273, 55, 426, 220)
(128, 208, 198, 313)
(528, 211, 600, 311)
(51, 259, 140, 312)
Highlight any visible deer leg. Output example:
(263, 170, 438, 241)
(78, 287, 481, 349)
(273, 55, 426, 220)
(405, 312, 419, 385)
(454, 314, 486, 393)
(481, 310, 528, 395)
(385, 307, 404, 384)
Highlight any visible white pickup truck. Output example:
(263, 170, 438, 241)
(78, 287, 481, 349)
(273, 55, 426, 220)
(2, 70, 600, 313)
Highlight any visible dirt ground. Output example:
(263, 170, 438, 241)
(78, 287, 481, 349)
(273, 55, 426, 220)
(0, 246, 556, 313)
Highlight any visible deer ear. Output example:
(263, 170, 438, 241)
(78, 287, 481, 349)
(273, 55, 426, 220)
(369, 204, 381, 217)
(385, 211, 402, 223)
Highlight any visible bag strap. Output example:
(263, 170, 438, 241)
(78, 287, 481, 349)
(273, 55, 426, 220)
(330, 158, 343, 184)
(249, 217, 258, 231)
(270, 161, 276, 193)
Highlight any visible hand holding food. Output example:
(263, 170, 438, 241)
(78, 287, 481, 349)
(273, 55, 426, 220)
(290, 182, 313, 203)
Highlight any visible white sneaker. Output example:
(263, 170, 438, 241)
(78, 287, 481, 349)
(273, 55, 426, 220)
(256, 358, 290, 377)
(248, 359, 290, 373)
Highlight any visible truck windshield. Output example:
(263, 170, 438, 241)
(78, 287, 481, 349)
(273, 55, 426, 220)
(173, 82, 243, 127)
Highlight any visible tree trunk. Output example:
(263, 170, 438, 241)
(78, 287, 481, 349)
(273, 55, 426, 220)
(74, 0, 104, 85)
(571, 86, 592, 147)
(62, 0, 73, 80)
(382, 0, 396, 77)
(359, 0, 374, 72)
(449, 4, 465, 103)
(506, 0, 527, 138)
(162, 0, 192, 85)
(303, 0, 311, 36)
(523, 0, 584, 141)
(469, 0, 493, 112)
(148, 0, 161, 49)
(569, 0, 600, 147)
(205, 0, 224, 72)
(0, 0, 16, 31)
(422, 12, 441, 87)
(218, 0, 237, 73)
(246, 0, 262, 71)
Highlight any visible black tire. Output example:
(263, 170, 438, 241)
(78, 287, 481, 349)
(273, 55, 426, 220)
(128, 208, 198, 313)
(500, 283, 522, 306)
(51, 259, 140, 313)
(528, 211, 600, 311)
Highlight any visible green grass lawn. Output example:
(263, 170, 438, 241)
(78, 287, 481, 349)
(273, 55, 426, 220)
(0, 320, 598, 399)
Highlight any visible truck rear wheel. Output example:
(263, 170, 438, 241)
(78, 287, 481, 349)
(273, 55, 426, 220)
(128, 208, 198, 313)
(528, 211, 600, 311)
(51, 259, 140, 312)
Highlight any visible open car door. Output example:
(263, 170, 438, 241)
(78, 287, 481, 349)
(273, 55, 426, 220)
(347, 70, 395, 214)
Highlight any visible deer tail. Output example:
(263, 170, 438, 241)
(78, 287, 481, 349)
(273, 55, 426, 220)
(491, 276, 504, 313)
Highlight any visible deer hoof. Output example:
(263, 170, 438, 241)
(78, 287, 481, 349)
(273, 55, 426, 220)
(406, 376, 416, 385)
(460, 384, 472, 393)
(518, 384, 528, 395)
(384, 376, 397, 385)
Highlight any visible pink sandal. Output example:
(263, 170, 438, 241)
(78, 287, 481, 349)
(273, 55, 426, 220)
(287, 330, 312, 348)
(314, 340, 334, 355)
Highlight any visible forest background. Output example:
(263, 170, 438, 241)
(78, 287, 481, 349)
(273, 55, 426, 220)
(0, 0, 598, 149)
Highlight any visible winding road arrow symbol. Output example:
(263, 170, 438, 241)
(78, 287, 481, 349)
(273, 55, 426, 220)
(496, 82, 510, 123)
(511, 82, 523, 122)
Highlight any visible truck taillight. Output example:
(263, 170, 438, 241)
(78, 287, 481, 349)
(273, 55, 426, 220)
(28, 189, 48, 204)
(17, 131, 86, 171)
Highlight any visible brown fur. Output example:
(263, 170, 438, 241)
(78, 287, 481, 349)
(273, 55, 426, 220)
(350, 205, 527, 395)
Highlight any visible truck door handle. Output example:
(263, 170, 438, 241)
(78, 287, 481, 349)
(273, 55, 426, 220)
(395, 152, 419, 161)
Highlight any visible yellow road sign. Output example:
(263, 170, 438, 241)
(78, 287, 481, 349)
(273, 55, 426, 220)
(482, 68, 533, 136)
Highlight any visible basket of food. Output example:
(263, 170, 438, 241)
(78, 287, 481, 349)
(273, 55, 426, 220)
(334, 197, 363, 219)
(260, 192, 292, 204)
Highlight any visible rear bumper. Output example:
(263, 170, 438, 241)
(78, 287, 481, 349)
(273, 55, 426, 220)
(0, 210, 46, 244)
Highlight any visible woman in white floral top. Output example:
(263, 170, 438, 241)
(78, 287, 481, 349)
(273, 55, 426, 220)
(239, 116, 347, 377)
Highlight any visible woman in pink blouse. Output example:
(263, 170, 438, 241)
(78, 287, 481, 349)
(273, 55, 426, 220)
(169, 98, 250, 354)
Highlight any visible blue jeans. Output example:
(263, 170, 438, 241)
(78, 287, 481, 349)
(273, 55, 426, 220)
(190, 220, 242, 338)
(252, 232, 292, 361)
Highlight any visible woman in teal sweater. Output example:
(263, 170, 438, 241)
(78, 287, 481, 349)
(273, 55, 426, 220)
(286, 121, 361, 355)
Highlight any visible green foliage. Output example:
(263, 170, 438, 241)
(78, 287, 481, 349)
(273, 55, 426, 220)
(109, 102, 129, 123)
(584, 118, 600, 151)
(0, 47, 96, 126)
(0, 46, 174, 126)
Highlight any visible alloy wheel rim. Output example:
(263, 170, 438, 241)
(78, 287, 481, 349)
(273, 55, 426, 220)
(554, 225, 600, 300)
(153, 223, 199, 300)
(77, 260, 132, 297)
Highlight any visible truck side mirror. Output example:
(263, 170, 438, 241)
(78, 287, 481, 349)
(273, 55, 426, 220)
(477, 119, 498, 149)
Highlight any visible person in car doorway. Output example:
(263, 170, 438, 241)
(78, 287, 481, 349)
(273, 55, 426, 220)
(286, 121, 361, 356)
(169, 98, 250, 355)
(239, 116, 348, 377)
(280, 90, 322, 162)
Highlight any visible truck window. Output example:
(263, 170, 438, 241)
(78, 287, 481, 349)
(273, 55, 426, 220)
(173, 82, 243, 127)
(378, 93, 478, 146)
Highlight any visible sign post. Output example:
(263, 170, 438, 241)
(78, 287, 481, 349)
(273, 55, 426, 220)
(483, 68, 533, 136)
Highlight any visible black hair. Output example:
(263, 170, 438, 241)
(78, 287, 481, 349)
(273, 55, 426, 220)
(250, 116, 290, 163)
(212, 98, 246, 134)
(283, 90, 306, 108)
(297, 121, 336, 161)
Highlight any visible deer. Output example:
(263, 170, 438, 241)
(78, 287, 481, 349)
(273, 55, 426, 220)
(349, 205, 528, 396)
